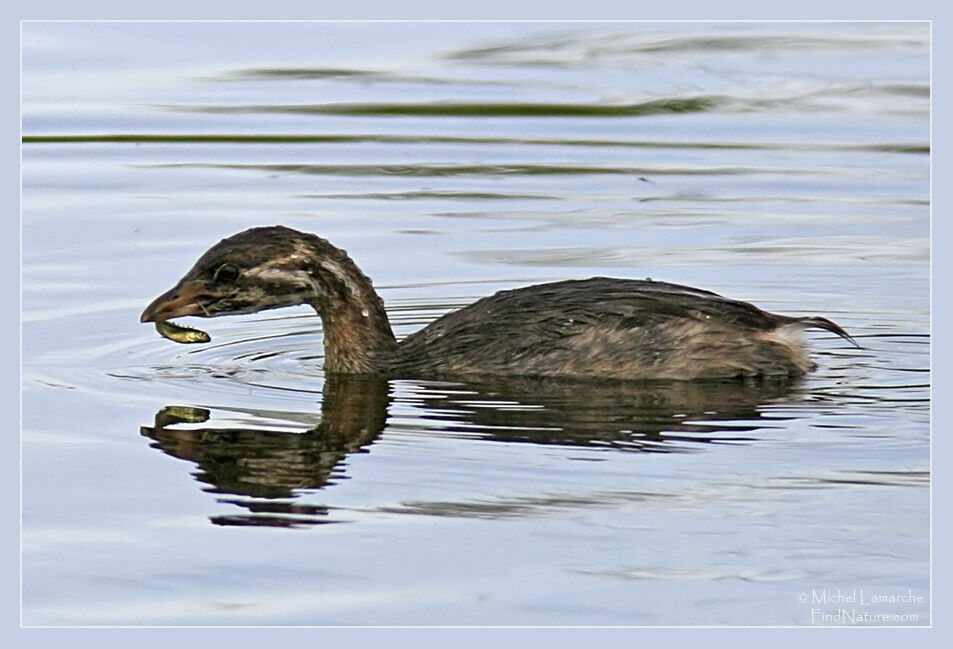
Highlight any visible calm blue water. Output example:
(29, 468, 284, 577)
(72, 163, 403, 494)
(21, 21, 929, 626)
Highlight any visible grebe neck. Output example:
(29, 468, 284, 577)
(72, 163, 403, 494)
(304, 259, 397, 374)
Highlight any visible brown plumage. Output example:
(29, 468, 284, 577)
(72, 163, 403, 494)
(141, 226, 857, 380)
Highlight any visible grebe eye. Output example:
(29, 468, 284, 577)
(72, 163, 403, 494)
(213, 263, 240, 284)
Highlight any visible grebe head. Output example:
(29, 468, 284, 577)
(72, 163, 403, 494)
(141, 226, 397, 373)
(141, 226, 372, 321)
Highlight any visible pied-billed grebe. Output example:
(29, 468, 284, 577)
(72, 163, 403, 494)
(141, 225, 857, 380)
